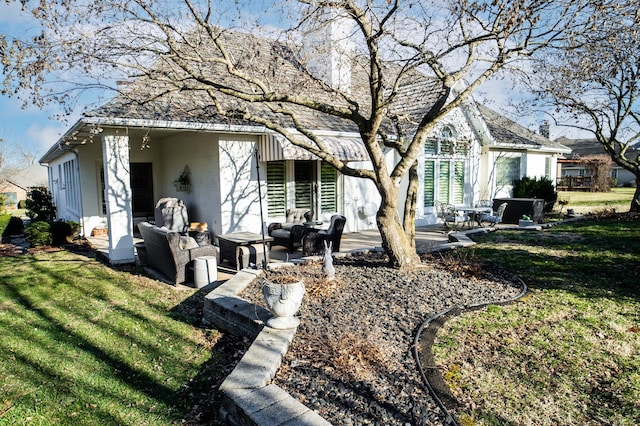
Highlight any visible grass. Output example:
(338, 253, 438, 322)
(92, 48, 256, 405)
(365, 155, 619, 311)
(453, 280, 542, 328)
(0, 249, 222, 425)
(558, 187, 636, 213)
(432, 215, 640, 425)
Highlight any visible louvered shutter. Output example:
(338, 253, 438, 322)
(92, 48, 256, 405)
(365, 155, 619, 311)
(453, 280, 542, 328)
(320, 162, 337, 213)
(452, 161, 465, 205)
(424, 139, 437, 155)
(267, 161, 286, 217)
(423, 160, 435, 207)
(439, 162, 450, 203)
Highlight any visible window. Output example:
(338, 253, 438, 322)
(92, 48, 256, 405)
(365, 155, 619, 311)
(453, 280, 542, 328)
(496, 156, 521, 187)
(62, 159, 81, 214)
(267, 160, 339, 217)
(294, 161, 314, 210)
(545, 157, 552, 179)
(130, 163, 154, 217)
(423, 127, 468, 207)
(266, 161, 286, 217)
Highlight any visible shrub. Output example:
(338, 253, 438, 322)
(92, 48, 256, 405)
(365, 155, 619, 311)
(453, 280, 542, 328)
(0, 214, 10, 238)
(3, 216, 25, 238)
(25, 221, 52, 247)
(513, 176, 558, 213)
(26, 186, 56, 222)
(50, 221, 80, 246)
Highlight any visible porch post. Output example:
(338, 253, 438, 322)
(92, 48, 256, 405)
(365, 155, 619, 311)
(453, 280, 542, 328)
(101, 134, 135, 264)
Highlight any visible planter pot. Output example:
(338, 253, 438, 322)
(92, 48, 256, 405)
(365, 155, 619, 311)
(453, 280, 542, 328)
(262, 278, 305, 329)
(519, 219, 534, 227)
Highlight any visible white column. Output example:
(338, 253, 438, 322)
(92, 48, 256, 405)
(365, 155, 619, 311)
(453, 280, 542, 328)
(102, 134, 135, 263)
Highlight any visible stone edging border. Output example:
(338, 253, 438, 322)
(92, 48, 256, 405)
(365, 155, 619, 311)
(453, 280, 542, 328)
(202, 267, 332, 425)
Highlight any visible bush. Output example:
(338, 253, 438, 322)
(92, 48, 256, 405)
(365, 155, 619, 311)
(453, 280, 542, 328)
(25, 221, 52, 247)
(26, 186, 56, 222)
(513, 176, 558, 213)
(4, 216, 24, 237)
(50, 221, 80, 246)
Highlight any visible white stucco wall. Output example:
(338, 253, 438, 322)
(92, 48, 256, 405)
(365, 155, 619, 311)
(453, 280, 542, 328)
(159, 132, 223, 235)
(342, 161, 381, 233)
(218, 137, 263, 235)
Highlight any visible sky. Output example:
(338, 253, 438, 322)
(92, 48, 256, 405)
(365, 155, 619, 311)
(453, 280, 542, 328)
(0, 1, 582, 166)
(0, 2, 73, 162)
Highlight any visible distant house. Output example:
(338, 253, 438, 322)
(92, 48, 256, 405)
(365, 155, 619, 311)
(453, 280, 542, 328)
(38, 27, 570, 263)
(556, 137, 637, 190)
(0, 164, 49, 209)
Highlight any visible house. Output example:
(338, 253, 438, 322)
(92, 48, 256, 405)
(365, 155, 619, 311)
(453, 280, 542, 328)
(0, 164, 49, 209)
(556, 137, 637, 190)
(38, 27, 569, 263)
(415, 103, 570, 224)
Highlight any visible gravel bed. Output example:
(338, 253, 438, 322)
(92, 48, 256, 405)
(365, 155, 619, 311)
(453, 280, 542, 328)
(241, 252, 521, 425)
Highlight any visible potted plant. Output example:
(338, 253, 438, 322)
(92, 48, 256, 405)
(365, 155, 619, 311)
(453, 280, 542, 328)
(262, 273, 305, 329)
(519, 214, 534, 227)
(174, 167, 191, 192)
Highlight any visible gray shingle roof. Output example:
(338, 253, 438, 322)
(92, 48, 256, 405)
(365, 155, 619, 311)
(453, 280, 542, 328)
(87, 28, 447, 136)
(476, 104, 569, 151)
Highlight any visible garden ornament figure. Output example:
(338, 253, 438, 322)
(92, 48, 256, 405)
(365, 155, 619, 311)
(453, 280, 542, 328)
(322, 240, 335, 281)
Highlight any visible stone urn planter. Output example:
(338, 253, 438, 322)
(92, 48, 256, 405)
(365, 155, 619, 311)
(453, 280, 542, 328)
(519, 219, 534, 227)
(262, 276, 305, 329)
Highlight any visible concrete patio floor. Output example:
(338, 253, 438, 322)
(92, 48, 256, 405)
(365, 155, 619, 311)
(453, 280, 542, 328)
(86, 224, 457, 285)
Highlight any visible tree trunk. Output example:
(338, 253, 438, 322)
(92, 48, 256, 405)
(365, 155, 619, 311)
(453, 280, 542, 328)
(377, 197, 421, 268)
(631, 176, 640, 213)
(403, 161, 419, 249)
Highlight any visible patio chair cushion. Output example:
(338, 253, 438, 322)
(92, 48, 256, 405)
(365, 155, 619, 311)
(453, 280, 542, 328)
(268, 208, 314, 251)
(138, 221, 218, 284)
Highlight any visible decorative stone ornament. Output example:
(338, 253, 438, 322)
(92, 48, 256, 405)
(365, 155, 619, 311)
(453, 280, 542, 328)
(321, 240, 335, 281)
(262, 278, 305, 329)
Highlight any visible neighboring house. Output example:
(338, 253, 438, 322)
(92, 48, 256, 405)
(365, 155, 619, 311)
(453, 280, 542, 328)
(0, 164, 49, 209)
(556, 137, 637, 189)
(38, 28, 569, 263)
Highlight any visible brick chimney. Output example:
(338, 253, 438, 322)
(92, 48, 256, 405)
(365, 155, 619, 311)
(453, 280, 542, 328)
(539, 120, 550, 139)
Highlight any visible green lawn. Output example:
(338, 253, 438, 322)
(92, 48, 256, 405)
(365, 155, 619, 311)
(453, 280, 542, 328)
(432, 216, 640, 425)
(0, 250, 220, 425)
(558, 187, 636, 213)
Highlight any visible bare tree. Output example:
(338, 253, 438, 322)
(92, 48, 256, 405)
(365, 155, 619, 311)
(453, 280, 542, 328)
(528, 0, 640, 212)
(1, 0, 602, 266)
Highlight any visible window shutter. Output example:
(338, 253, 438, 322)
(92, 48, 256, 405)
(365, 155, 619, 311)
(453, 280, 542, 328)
(452, 161, 465, 205)
(424, 139, 437, 155)
(439, 161, 450, 203)
(320, 162, 337, 213)
(267, 161, 286, 217)
(423, 160, 435, 207)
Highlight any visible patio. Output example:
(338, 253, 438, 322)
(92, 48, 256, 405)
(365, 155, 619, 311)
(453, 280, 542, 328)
(86, 225, 452, 284)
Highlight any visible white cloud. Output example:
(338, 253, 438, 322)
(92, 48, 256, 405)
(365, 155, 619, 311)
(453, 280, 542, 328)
(26, 123, 65, 155)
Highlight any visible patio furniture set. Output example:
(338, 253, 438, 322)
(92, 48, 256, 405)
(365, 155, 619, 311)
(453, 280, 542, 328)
(136, 199, 346, 287)
(436, 201, 508, 231)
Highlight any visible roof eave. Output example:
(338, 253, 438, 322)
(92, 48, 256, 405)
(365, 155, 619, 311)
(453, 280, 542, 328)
(39, 116, 268, 164)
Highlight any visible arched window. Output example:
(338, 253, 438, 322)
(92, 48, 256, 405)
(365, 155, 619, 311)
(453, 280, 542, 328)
(440, 125, 457, 141)
(439, 125, 457, 155)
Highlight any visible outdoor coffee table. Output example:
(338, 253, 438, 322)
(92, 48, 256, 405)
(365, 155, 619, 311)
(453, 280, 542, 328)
(218, 232, 273, 269)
